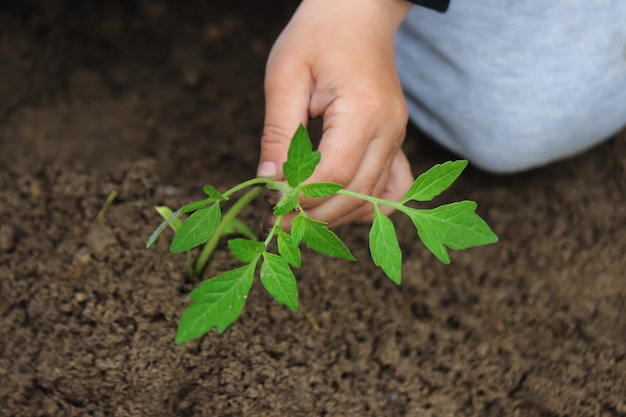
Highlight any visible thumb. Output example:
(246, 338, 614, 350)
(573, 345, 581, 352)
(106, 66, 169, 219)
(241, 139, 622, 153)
(257, 60, 312, 179)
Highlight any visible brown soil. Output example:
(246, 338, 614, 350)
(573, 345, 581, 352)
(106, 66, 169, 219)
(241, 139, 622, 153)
(1, 1, 625, 416)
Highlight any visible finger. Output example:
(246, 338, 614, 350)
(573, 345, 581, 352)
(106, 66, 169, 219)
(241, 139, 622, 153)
(327, 145, 408, 227)
(297, 94, 387, 213)
(273, 120, 374, 231)
(303, 129, 403, 226)
(300, 78, 408, 199)
(258, 55, 312, 179)
(354, 149, 413, 223)
(271, 148, 411, 230)
(325, 146, 396, 227)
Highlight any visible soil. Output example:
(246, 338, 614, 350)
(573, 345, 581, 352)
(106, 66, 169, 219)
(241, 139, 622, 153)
(1, 1, 625, 416)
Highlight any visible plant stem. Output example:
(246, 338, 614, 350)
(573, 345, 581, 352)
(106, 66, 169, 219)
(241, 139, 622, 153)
(223, 177, 285, 198)
(264, 214, 284, 247)
(94, 190, 118, 222)
(336, 189, 414, 215)
(193, 185, 265, 278)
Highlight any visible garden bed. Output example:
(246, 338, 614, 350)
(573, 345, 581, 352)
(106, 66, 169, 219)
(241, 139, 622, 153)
(1, 1, 625, 416)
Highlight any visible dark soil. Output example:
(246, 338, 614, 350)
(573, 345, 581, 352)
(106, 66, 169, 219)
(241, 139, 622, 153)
(1, 1, 625, 416)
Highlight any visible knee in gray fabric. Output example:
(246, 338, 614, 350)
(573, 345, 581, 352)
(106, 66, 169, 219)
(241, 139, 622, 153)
(459, 133, 555, 174)
(452, 111, 617, 175)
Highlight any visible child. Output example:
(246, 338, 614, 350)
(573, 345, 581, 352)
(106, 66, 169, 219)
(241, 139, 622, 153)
(257, 0, 626, 226)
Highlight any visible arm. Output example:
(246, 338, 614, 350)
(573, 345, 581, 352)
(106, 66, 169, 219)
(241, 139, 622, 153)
(258, 0, 414, 227)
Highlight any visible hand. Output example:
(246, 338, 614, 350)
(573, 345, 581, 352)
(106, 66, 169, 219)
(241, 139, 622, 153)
(257, 0, 414, 227)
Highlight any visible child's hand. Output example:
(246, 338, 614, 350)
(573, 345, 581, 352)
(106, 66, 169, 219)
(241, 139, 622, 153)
(257, 0, 414, 227)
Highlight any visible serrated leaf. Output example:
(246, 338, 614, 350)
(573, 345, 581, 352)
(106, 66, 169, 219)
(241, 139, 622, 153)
(146, 207, 182, 248)
(176, 263, 255, 343)
(228, 238, 265, 262)
(282, 124, 321, 187)
(278, 231, 301, 268)
(302, 217, 355, 261)
(273, 188, 299, 215)
(260, 253, 298, 312)
(369, 206, 402, 284)
(224, 218, 258, 241)
(187, 263, 254, 302)
(301, 182, 342, 198)
(410, 214, 449, 263)
(170, 205, 221, 253)
(405, 201, 498, 264)
(402, 160, 468, 203)
(202, 185, 227, 201)
(291, 214, 307, 246)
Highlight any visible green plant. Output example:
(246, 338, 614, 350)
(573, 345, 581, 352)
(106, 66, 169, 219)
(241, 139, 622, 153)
(147, 125, 498, 344)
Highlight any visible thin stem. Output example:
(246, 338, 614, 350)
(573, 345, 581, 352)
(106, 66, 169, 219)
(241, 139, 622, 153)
(223, 177, 285, 198)
(263, 214, 284, 247)
(94, 190, 118, 222)
(336, 189, 414, 215)
(193, 185, 265, 278)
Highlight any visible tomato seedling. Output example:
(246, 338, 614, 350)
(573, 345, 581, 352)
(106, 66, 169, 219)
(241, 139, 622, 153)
(147, 125, 498, 344)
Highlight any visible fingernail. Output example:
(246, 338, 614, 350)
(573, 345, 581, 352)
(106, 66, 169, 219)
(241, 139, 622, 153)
(257, 161, 276, 178)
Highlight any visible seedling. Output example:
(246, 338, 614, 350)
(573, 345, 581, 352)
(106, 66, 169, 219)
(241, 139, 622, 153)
(147, 125, 498, 344)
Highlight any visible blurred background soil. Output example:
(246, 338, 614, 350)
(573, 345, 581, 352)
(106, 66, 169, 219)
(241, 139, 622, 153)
(1, 1, 625, 416)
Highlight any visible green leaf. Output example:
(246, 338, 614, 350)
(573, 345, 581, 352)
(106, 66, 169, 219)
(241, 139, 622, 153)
(146, 207, 182, 248)
(282, 124, 321, 187)
(179, 199, 212, 214)
(369, 206, 402, 284)
(202, 185, 227, 201)
(148, 193, 227, 249)
(260, 253, 298, 312)
(301, 182, 342, 198)
(170, 205, 221, 253)
(228, 238, 265, 262)
(224, 218, 258, 241)
(273, 188, 299, 215)
(290, 213, 307, 246)
(302, 217, 355, 261)
(278, 231, 301, 268)
(405, 201, 498, 264)
(176, 263, 255, 343)
(176, 188, 227, 217)
(402, 160, 468, 203)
